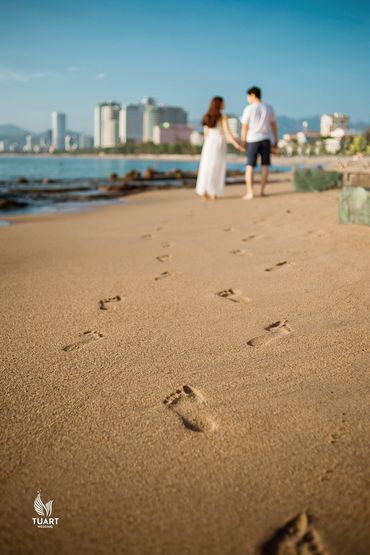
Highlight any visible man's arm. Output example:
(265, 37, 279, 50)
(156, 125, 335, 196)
(270, 120, 278, 147)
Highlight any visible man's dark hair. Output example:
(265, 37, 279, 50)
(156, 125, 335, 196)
(247, 86, 261, 99)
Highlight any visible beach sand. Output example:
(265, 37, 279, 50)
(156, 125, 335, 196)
(1, 174, 369, 554)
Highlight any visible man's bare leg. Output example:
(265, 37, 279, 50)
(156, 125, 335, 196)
(243, 165, 254, 200)
(260, 165, 269, 196)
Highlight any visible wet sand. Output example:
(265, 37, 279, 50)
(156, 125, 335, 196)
(1, 174, 369, 554)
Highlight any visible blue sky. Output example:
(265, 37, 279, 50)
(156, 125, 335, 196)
(1, 0, 369, 133)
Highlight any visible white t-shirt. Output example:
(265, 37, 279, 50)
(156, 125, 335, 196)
(240, 102, 275, 143)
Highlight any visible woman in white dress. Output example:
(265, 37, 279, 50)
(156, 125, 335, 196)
(196, 96, 244, 200)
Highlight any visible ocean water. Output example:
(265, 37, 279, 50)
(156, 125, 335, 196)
(0, 155, 291, 216)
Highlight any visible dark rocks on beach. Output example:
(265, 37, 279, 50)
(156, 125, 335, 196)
(16, 177, 29, 184)
(124, 170, 141, 180)
(42, 178, 57, 184)
(143, 167, 156, 179)
(0, 198, 28, 211)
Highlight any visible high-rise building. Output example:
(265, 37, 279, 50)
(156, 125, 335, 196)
(94, 102, 121, 147)
(40, 130, 52, 151)
(119, 103, 144, 143)
(153, 124, 194, 144)
(143, 105, 160, 142)
(65, 135, 77, 151)
(79, 134, 94, 149)
(157, 106, 187, 126)
(25, 134, 33, 152)
(51, 112, 67, 150)
(141, 97, 188, 142)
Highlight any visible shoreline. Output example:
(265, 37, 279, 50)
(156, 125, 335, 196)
(1, 152, 369, 166)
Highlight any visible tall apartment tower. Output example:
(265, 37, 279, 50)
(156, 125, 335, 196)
(141, 97, 188, 143)
(51, 112, 67, 150)
(94, 102, 121, 147)
(119, 103, 145, 143)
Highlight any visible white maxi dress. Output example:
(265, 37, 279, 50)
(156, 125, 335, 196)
(196, 120, 226, 197)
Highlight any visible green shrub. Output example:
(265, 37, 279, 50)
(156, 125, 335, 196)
(293, 168, 342, 192)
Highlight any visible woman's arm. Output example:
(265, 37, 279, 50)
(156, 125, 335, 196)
(203, 126, 209, 140)
(222, 116, 245, 151)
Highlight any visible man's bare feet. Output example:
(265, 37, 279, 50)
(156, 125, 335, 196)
(242, 193, 254, 200)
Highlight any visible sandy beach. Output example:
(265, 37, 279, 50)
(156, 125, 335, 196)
(1, 174, 369, 554)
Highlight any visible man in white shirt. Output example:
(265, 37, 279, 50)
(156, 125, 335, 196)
(240, 86, 278, 200)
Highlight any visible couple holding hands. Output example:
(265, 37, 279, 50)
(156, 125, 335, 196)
(196, 86, 278, 200)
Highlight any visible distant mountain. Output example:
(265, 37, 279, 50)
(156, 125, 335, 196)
(190, 116, 369, 137)
(277, 116, 320, 135)
(352, 120, 369, 131)
(0, 124, 30, 141)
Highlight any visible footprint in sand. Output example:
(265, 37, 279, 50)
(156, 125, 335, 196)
(140, 233, 153, 240)
(230, 249, 246, 256)
(163, 385, 217, 433)
(265, 261, 289, 272)
(260, 512, 329, 555)
(242, 235, 256, 242)
(63, 330, 103, 352)
(216, 289, 250, 304)
(248, 320, 292, 347)
(156, 254, 171, 263)
(99, 295, 122, 310)
(224, 227, 236, 232)
(154, 271, 176, 281)
(320, 467, 336, 482)
(161, 241, 175, 248)
(330, 412, 347, 446)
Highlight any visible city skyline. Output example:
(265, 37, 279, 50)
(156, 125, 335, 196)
(1, 0, 369, 133)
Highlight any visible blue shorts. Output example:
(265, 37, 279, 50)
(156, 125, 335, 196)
(246, 139, 271, 167)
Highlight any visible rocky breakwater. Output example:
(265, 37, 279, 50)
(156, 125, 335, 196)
(0, 168, 246, 214)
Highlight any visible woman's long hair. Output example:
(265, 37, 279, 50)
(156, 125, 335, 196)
(202, 96, 224, 128)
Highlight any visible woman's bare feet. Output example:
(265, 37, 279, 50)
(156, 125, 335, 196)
(242, 193, 254, 200)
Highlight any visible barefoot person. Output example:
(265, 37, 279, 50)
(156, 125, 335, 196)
(240, 86, 278, 200)
(196, 96, 244, 200)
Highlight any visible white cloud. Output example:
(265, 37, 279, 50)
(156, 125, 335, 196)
(67, 65, 88, 72)
(0, 69, 52, 82)
(95, 72, 106, 80)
